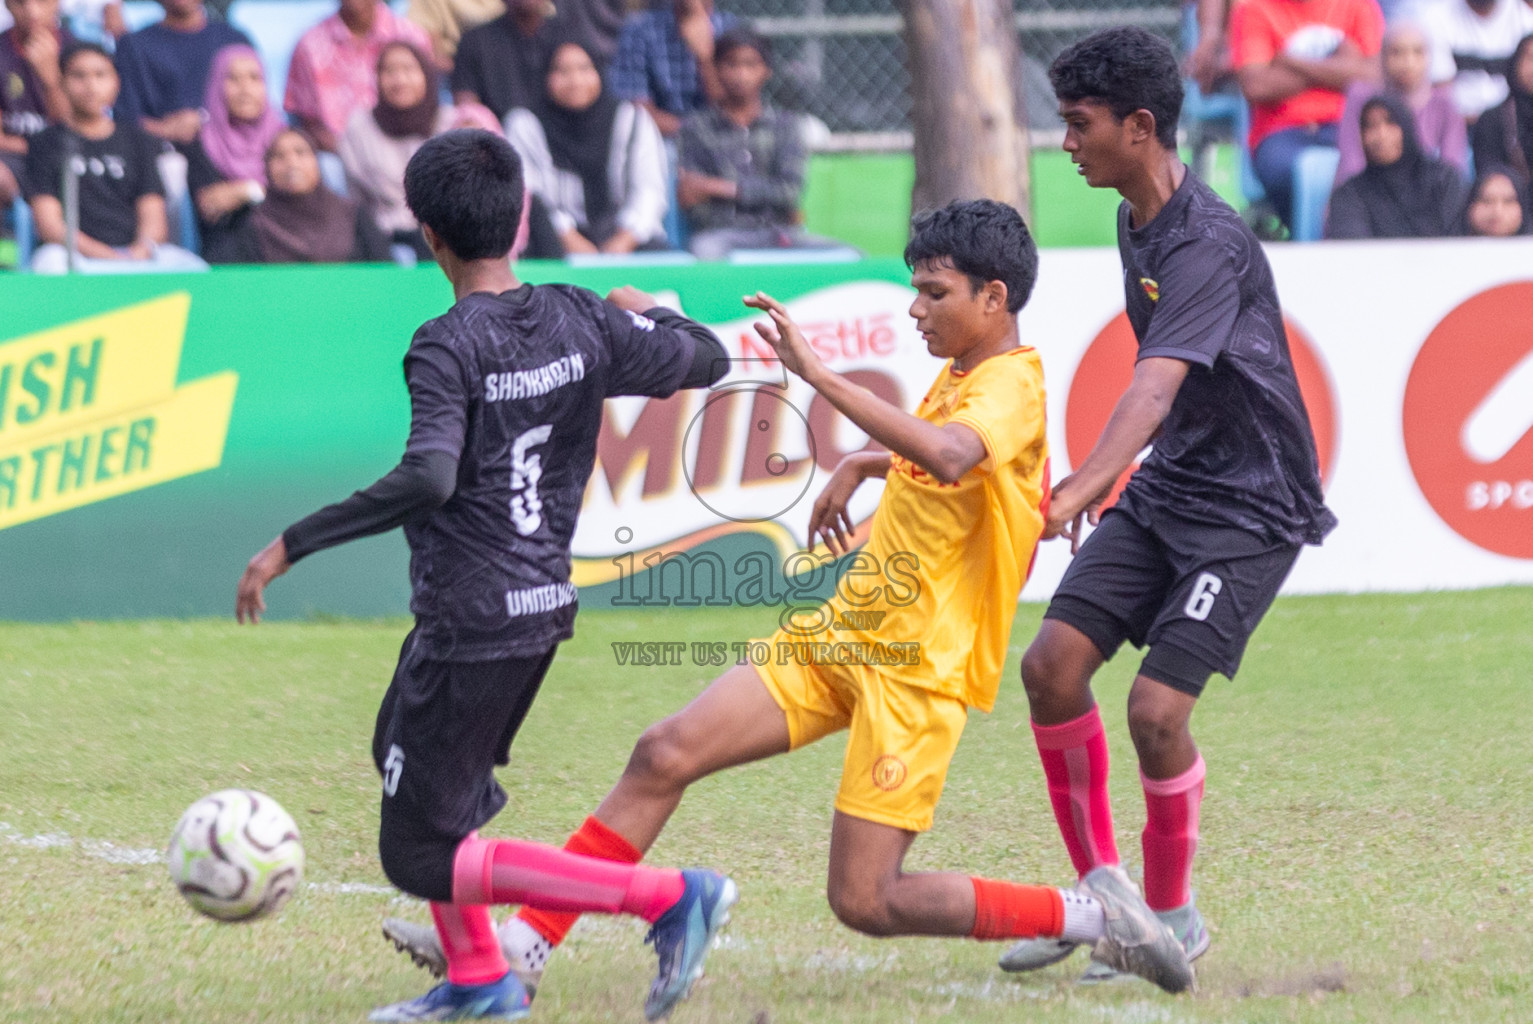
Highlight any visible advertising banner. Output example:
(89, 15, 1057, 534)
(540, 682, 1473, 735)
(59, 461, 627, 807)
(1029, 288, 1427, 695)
(1, 241, 1530, 620)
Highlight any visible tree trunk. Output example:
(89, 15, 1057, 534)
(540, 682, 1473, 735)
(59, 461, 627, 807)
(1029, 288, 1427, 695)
(901, 0, 1031, 216)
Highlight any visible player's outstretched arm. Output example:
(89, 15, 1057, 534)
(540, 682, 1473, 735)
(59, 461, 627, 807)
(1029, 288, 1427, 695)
(744, 292, 985, 484)
(1048, 356, 1188, 550)
(808, 451, 891, 555)
(232, 449, 459, 624)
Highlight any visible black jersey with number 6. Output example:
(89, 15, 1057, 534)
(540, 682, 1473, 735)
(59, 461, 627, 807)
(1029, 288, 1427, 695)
(1115, 172, 1337, 546)
(401, 284, 714, 660)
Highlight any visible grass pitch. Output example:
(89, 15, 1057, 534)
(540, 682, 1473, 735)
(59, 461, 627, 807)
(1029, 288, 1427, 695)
(2, 589, 1531, 1023)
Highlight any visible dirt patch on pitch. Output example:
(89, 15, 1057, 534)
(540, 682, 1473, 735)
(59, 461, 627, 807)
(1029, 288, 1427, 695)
(1233, 963, 1348, 998)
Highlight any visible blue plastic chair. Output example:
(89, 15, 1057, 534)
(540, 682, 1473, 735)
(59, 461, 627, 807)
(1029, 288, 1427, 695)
(178, 188, 202, 254)
(1289, 146, 1341, 242)
(9, 196, 35, 270)
(318, 151, 350, 197)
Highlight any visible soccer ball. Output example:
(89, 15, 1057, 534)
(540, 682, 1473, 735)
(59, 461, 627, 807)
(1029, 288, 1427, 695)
(167, 789, 304, 922)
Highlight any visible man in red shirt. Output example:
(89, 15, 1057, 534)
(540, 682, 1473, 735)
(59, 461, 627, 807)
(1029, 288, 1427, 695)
(1230, 0, 1383, 230)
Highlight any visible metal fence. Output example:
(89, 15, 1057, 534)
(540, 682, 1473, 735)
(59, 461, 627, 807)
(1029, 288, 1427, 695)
(732, 0, 1181, 144)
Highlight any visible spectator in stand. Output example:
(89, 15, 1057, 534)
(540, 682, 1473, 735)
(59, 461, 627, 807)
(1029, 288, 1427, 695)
(450, 0, 567, 122)
(113, 0, 251, 147)
(1, 0, 72, 205)
(1470, 31, 1533, 178)
(678, 26, 837, 260)
(1336, 21, 1469, 183)
(560, 0, 627, 63)
(185, 44, 284, 264)
(338, 41, 454, 260)
(609, 0, 736, 138)
(1462, 162, 1531, 233)
(406, 0, 502, 72)
(241, 128, 389, 261)
(1414, 0, 1533, 122)
(1230, 0, 1383, 231)
(505, 39, 667, 256)
(285, 0, 435, 153)
(24, 42, 205, 271)
(1326, 92, 1466, 237)
(1460, 163, 1530, 233)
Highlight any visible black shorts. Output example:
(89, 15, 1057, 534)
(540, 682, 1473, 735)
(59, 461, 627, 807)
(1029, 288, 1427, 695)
(1044, 506, 1300, 696)
(373, 629, 556, 849)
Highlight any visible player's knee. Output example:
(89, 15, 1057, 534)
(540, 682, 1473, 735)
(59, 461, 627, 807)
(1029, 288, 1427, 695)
(1125, 694, 1186, 756)
(626, 718, 700, 789)
(1020, 642, 1073, 704)
(826, 883, 897, 937)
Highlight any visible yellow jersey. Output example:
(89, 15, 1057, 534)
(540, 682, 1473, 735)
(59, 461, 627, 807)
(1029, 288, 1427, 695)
(799, 346, 1048, 712)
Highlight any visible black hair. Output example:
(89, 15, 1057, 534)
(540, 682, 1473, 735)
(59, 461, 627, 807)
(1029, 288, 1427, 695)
(1048, 27, 1183, 149)
(404, 129, 525, 261)
(714, 26, 771, 66)
(60, 41, 114, 74)
(904, 199, 1038, 313)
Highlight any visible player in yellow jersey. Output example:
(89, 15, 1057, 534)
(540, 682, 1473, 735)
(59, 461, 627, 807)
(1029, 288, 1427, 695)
(385, 199, 1193, 995)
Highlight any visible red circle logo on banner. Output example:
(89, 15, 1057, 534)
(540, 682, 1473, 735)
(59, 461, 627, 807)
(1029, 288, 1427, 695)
(1065, 313, 1337, 509)
(1402, 282, 1533, 559)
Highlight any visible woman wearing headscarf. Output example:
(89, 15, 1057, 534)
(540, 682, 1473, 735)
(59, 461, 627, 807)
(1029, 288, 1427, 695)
(185, 44, 288, 264)
(1461, 165, 1531, 237)
(504, 40, 668, 257)
(1334, 21, 1469, 186)
(337, 41, 456, 260)
(1470, 33, 1533, 184)
(237, 128, 390, 263)
(1326, 94, 1467, 239)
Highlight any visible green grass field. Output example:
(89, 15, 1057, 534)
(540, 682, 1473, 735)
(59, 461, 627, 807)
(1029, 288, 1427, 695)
(3, 589, 1532, 1023)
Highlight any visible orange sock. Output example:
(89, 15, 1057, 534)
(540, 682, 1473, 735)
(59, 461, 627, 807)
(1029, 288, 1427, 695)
(515, 816, 642, 945)
(969, 877, 1065, 940)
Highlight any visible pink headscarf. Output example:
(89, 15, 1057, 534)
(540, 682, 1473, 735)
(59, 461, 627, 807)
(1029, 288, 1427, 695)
(201, 44, 287, 185)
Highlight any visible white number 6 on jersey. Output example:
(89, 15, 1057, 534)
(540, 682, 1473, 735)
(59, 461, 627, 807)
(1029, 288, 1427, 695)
(1183, 572, 1223, 621)
(511, 425, 554, 536)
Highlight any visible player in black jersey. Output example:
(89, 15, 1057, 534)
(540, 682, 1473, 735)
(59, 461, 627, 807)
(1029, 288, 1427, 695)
(235, 130, 736, 1023)
(997, 27, 1337, 982)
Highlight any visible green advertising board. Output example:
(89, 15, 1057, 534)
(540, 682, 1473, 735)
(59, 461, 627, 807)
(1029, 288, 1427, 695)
(0, 260, 914, 620)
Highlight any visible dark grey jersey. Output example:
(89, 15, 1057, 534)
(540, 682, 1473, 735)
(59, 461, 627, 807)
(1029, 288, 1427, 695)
(1115, 173, 1336, 546)
(400, 284, 713, 659)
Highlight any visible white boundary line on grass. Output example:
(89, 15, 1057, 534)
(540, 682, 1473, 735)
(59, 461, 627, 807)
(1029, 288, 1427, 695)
(0, 820, 396, 895)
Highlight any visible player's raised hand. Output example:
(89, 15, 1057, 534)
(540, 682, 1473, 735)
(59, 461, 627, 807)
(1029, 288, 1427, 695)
(744, 292, 821, 381)
(236, 536, 291, 625)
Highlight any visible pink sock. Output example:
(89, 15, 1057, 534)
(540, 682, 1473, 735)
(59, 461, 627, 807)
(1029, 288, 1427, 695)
(431, 902, 510, 986)
(1141, 755, 1206, 911)
(1032, 707, 1120, 879)
(453, 836, 685, 924)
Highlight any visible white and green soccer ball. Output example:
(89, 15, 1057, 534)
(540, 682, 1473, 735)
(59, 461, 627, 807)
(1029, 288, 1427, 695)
(167, 789, 304, 922)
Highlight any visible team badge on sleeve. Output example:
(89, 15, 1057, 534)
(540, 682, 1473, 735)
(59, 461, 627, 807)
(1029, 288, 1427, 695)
(625, 310, 656, 332)
(1140, 277, 1160, 302)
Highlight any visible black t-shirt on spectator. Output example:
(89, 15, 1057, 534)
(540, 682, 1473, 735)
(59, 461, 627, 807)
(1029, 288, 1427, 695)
(23, 120, 164, 248)
(184, 135, 254, 264)
(451, 15, 569, 121)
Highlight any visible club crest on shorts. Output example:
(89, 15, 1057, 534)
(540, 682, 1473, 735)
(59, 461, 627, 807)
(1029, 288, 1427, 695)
(1139, 277, 1160, 302)
(871, 755, 907, 791)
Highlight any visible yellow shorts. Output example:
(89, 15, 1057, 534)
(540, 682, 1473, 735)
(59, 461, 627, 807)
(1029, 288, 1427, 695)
(755, 633, 968, 832)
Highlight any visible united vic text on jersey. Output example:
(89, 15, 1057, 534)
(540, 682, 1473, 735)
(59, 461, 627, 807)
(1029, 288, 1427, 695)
(402, 286, 709, 660)
(1115, 173, 1336, 545)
